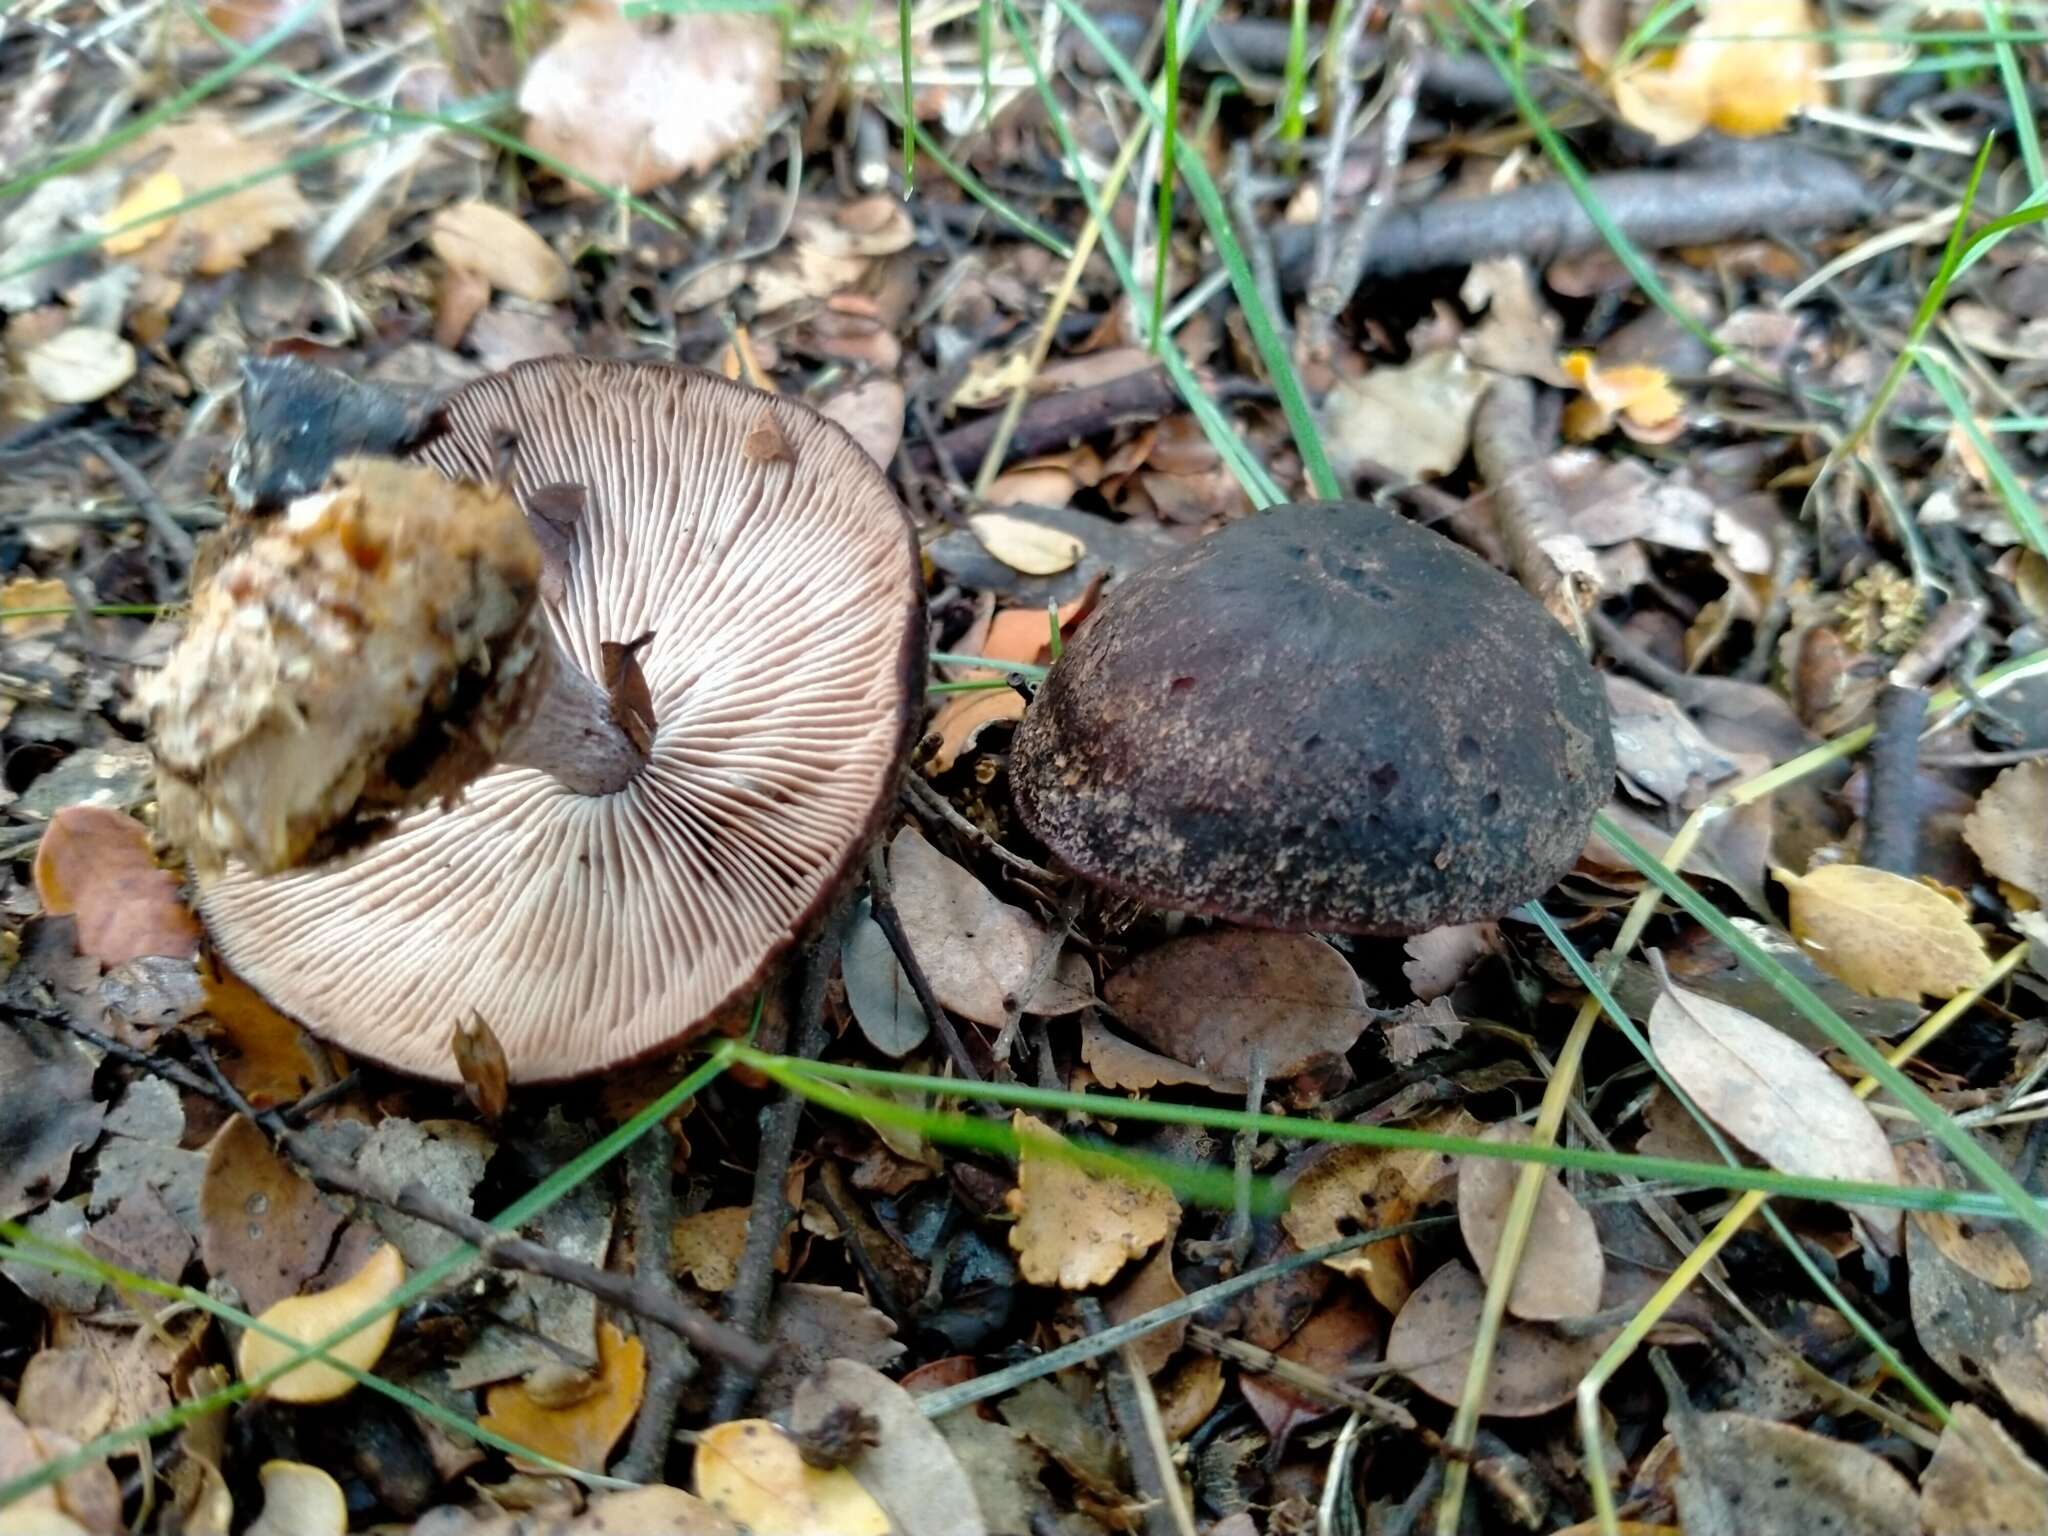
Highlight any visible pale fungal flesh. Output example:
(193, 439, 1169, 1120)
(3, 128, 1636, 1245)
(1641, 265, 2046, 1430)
(167, 358, 923, 1084)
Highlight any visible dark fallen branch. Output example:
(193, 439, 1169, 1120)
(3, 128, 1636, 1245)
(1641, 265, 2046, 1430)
(616, 1124, 694, 1482)
(1270, 146, 1872, 289)
(905, 366, 1184, 482)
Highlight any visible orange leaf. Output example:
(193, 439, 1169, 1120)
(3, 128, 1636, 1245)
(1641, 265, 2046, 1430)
(201, 957, 346, 1109)
(480, 1321, 645, 1474)
(33, 806, 200, 965)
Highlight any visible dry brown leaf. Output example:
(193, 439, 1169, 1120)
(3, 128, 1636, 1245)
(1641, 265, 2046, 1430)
(1460, 257, 1569, 384)
(1898, 1143, 2031, 1291)
(1155, 1354, 1225, 1445)
(435, 1488, 738, 1536)
(34, 805, 200, 966)
(199, 1115, 346, 1315)
(480, 1321, 644, 1474)
(124, 114, 309, 273)
(694, 1420, 891, 1536)
(1239, 1293, 1383, 1449)
(1649, 982, 1901, 1253)
(753, 1285, 905, 1415)
(924, 687, 1026, 775)
(0, 1027, 105, 1224)
(1280, 1114, 1473, 1312)
(0, 576, 71, 637)
(1102, 1225, 1186, 1376)
(1919, 1403, 2048, 1535)
(1907, 1178, 2048, 1434)
(968, 513, 1084, 576)
(1964, 760, 2048, 901)
(1779, 863, 1991, 1001)
(1400, 922, 1498, 1002)
(788, 1361, 989, 1536)
(1669, 1409, 1916, 1536)
(245, 1461, 346, 1536)
(1457, 1124, 1605, 1322)
(238, 1242, 404, 1404)
(0, 1397, 121, 1535)
(1610, 0, 1825, 145)
(1006, 1112, 1177, 1290)
(840, 897, 925, 1058)
(1078, 1016, 1224, 1093)
(15, 1350, 114, 1444)
(1104, 930, 1372, 1089)
(519, 4, 781, 195)
(672, 1206, 784, 1293)
(1322, 350, 1486, 484)
(1387, 1261, 1607, 1416)
(100, 169, 180, 255)
(819, 378, 906, 468)
(426, 202, 570, 303)
(886, 826, 1088, 1023)
(24, 329, 136, 405)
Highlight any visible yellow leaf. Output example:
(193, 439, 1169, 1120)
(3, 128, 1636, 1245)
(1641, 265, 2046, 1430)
(694, 1420, 891, 1536)
(244, 1462, 346, 1536)
(124, 114, 309, 275)
(1608, 0, 1823, 144)
(101, 171, 183, 256)
(1560, 351, 1683, 439)
(968, 512, 1085, 576)
(427, 201, 571, 303)
(1005, 1111, 1177, 1289)
(237, 1243, 405, 1404)
(480, 1320, 645, 1473)
(1, 576, 72, 638)
(1778, 863, 1991, 1001)
(947, 347, 1037, 412)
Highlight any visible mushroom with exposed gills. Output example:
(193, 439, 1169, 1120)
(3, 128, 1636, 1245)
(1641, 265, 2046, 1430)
(143, 357, 925, 1084)
(1008, 502, 1614, 934)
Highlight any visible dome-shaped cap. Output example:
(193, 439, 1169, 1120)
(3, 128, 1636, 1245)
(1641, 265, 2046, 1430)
(194, 358, 924, 1083)
(1009, 502, 1612, 935)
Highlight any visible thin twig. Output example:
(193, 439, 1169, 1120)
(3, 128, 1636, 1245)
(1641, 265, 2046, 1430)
(616, 1123, 693, 1483)
(1083, 1299, 1196, 1536)
(901, 775, 1060, 885)
(864, 844, 983, 1084)
(1183, 1048, 1265, 1272)
(1297, 0, 1377, 367)
(991, 883, 1086, 1065)
(183, 1041, 768, 1375)
(81, 432, 197, 566)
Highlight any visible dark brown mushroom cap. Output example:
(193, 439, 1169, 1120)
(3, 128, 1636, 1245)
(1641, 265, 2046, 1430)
(196, 358, 924, 1083)
(1009, 502, 1613, 935)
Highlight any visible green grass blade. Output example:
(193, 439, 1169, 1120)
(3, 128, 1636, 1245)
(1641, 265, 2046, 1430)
(1151, 0, 1180, 347)
(1915, 350, 2048, 556)
(901, 0, 916, 179)
(1280, 0, 1310, 156)
(1593, 811, 2047, 1236)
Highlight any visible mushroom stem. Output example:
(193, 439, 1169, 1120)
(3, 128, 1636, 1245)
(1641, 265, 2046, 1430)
(499, 639, 648, 795)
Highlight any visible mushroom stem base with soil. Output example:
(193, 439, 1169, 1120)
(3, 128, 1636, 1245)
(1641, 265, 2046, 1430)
(499, 640, 648, 795)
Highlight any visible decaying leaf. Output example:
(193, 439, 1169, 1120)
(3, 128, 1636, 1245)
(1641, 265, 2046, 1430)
(1102, 1222, 1187, 1376)
(0, 1021, 106, 1222)
(1280, 1114, 1472, 1312)
(479, 1321, 645, 1474)
(1964, 759, 2048, 901)
(695, 1420, 892, 1536)
(1649, 982, 1901, 1252)
(788, 1361, 988, 1536)
(417, 1488, 740, 1535)
(1778, 863, 1991, 1001)
(122, 113, 310, 273)
(1457, 1123, 1605, 1321)
(1400, 922, 1497, 1003)
(1322, 350, 1487, 484)
(1897, 1141, 2030, 1291)
(519, 4, 781, 195)
(1078, 1016, 1225, 1093)
(1386, 1261, 1607, 1416)
(1239, 1293, 1383, 1449)
(1102, 930, 1372, 1090)
(840, 896, 926, 1057)
(238, 1242, 405, 1404)
(426, 202, 570, 303)
(199, 1115, 347, 1315)
(1668, 1408, 1917, 1536)
(1006, 1112, 1177, 1290)
(672, 1206, 779, 1293)
(886, 827, 1090, 1024)
(24, 328, 136, 405)
(33, 805, 201, 966)
(754, 1285, 906, 1415)
(0, 1396, 121, 1535)
(968, 513, 1085, 577)
(818, 378, 906, 469)
(1919, 1402, 2048, 1536)
(245, 1461, 346, 1536)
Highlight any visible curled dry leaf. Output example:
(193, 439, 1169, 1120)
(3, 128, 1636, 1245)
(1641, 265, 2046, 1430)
(519, 3, 781, 195)
(1649, 981, 1901, 1253)
(1964, 759, 2048, 901)
(1918, 1402, 2048, 1536)
(818, 377, 906, 469)
(24, 329, 136, 405)
(1401, 922, 1497, 1002)
(1387, 1261, 1607, 1416)
(1778, 863, 1991, 1001)
(886, 826, 1090, 1024)
(426, 202, 570, 304)
(1280, 1113, 1472, 1313)
(924, 687, 1026, 775)
(1006, 1112, 1177, 1290)
(694, 1420, 891, 1536)
(1668, 1409, 1917, 1536)
(1103, 930, 1372, 1090)
(479, 1321, 645, 1474)
(123, 114, 309, 273)
(238, 1242, 405, 1404)
(245, 1461, 346, 1536)
(1456, 1123, 1605, 1322)
(1079, 1015, 1223, 1094)
(969, 513, 1085, 577)
(1102, 1222, 1186, 1376)
(199, 1114, 346, 1315)
(789, 1361, 989, 1536)
(33, 805, 201, 966)
(1561, 351, 1683, 441)
(1322, 350, 1487, 484)
(1897, 1141, 2030, 1291)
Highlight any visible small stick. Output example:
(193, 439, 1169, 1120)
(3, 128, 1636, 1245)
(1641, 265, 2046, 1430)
(901, 775, 1060, 886)
(1183, 1048, 1265, 1273)
(184, 1043, 768, 1375)
(616, 1124, 694, 1483)
(991, 883, 1086, 1065)
(1297, 0, 1379, 368)
(1472, 375, 1591, 648)
(1081, 1299, 1197, 1536)
(1863, 596, 1987, 874)
(711, 903, 849, 1419)
(864, 843, 983, 1084)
